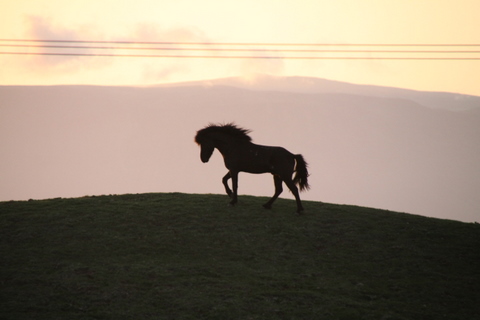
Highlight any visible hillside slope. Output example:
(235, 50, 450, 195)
(1, 193, 479, 319)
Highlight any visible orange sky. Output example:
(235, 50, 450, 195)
(1, 0, 480, 95)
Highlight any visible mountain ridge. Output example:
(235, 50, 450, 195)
(155, 74, 480, 111)
(4, 74, 479, 111)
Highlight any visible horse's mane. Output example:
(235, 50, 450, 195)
(195, 123, 252, 144)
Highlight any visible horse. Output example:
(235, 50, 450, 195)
(194, 123, 310, 214)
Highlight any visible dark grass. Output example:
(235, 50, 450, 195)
(1, 193, 479, 319)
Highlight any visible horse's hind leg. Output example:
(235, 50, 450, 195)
(263, 174, 283, 209)
(222, 172, 233, 198)
(284, 178, 304, 214)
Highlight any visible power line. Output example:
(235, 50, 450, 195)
(1, 39, 479, 60)
(2, 51, 479, 60)
(1, 43, 480, 54)
(2, 39, 480, 46)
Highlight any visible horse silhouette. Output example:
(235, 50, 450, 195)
(195, 123, 310, 214)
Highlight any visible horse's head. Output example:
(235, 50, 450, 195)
(195, 129, 215, 163)
(199, 140, 215, 163)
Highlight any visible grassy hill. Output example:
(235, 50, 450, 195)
(1, 193, 479, 319)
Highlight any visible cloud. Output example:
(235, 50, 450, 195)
(130, 23, 210, 43)
(23, 17, 217, 82)
(126, 23, 215, 82)
(28, 15, 83, 42)
(238, 53, 285, 83)
(129, 25, 287, 83)
(142, 64, 188, 82)
(25, 15, 105, 72)
(20, 18, 285, 84)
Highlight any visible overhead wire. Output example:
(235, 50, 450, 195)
(2, 39, 480, 46)
(1, 39, 479, 60)
(2, 43, 480, 54)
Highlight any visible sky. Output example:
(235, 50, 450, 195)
(1, 0, 480, 96)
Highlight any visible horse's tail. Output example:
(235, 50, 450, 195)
(293, 154, 310, 192)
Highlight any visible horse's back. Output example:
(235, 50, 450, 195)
(231, 143, 294, 174)
(250, 144, 296, 175)
(269, 146, 296, 171)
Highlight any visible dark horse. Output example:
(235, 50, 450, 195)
(195, 123, 310, 214)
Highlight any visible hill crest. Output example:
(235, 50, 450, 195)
(1, 192, 479, 319)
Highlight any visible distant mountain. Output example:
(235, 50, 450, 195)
(160, 74, 480, 111)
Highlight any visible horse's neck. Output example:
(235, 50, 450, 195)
(213, 137, 241, 155)
(213, 138, 230, 154)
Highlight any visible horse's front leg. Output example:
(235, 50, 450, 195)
(229, 171, 239, 206)
(222, 172, 233, 198)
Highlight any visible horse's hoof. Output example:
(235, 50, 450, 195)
(262, 204, 272, 209)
